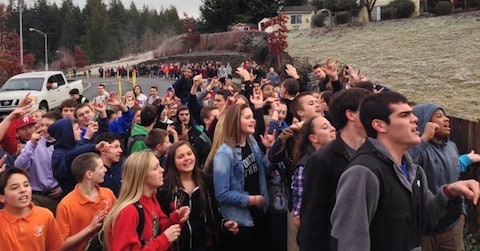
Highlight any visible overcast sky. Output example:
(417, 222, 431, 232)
(3, 0, 202, 18)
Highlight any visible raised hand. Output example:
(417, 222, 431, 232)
(95, 140, 111, 153)
(85, 121, 99, 140)
(421, 122, 439, 142)
(321, 58, 339, 81)
(91, 101, 107, 119)
(166, 125, 179, 142)
(285, 64, 300, 79)
(249, 88, 264, 109)
(260, 127, 276, 149)
(107, 92, 122, 107)
(236, 67, 251, 81)
(30, 128, 42, 145)
(19, 92, 33, 107)
(6, 105, 32, 121)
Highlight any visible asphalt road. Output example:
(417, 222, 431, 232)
(82, 76, 175, 101)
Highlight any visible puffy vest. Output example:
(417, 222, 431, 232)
(349, 142, 423, 251)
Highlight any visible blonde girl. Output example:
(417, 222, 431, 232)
(102, 150, 190, 250)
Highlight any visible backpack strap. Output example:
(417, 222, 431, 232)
(134, 202, 146, 246)
(195, 125, 212, 145)
(128, 134, 146, 154)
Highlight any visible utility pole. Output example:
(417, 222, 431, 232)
(29, 27, 49, 71)
(19, 0, 24, 67)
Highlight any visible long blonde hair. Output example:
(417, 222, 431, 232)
(204, 104, 250, 174)
(204, 115, 226, 174)
(102, 150, 155, 249)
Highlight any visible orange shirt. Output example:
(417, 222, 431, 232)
(0, 203, 64, 251)
(56, 185, 116, 251)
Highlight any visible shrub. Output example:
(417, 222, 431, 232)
(335, 11, 352, 24)
(251, 36, 268, 63)
(381, 7, 398, 20)
(386, 0, 416, 18)
(313, 13, 327, 27)
(469, 0, 480, 8)
(336, 0, 357, 11)
(435, 1, 453, 15)
(236, 33, 268, 63)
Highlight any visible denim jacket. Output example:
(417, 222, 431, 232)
(213, 137, 270, 227)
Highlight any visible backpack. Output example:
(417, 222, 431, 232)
(126, 134, 146, 154)
(85, 202, 145, 251)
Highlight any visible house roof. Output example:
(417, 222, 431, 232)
(232, 23, 257, 27)
(280, 5, 315, 13)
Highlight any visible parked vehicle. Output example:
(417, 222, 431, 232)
(0, 71, 83, 118)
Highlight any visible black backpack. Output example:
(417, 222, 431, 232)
(85, 202, 145, 251)
(126, 134, 146, 154)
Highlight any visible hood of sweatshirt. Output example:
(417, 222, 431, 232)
(412, 102, 443, 136)
(48, 118, 76, 149)
(130, 123, 149, 137)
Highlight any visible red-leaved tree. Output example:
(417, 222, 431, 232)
(74, 45, 88, 68)
(265, 13, 288, 69)
(0, 5, 35, 84)
(181, 13, 200, 53)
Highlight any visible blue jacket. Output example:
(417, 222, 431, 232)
(49, 118, 78, 194)
(109, 109, 134, 136)
(102, 160, 123, 197)
(213, 137, 270, 227)
(53, 137, 123, 197)
(171, 77, 193, 105)
(80, 117, 109, 140)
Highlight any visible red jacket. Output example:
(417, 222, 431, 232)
(108, 195, 181, 251)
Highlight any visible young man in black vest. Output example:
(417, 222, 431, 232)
(330, 92, 480, 251)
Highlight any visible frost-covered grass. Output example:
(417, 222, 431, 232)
(287, 12, 480, 120)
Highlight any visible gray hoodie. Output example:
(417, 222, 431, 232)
(409, 102, 465, 233)
(409, 103, 461, 194)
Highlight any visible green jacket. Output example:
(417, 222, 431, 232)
(129, 123, 148, 154)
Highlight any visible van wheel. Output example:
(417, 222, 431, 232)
(39, 101, 49, 112)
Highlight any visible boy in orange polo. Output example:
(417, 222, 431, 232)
(0, 168, 64, 251)
(55, 152, 117, 251)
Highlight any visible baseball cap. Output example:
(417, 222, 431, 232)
(12, 115, 36, 131)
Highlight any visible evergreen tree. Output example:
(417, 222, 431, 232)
(247, 0, 282, 23)
(83, 0, 114, 62)
(59, 0, 82, 51)
(108, 0, 128, 57)
(200, 0, 283, 32)
(284, 0, 308, 5)
(200, 0, 239, 32)
(159, 6, 182, 34)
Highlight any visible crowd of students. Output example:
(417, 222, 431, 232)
(98, 60, 236, 80)
(0, 58, 479, 251)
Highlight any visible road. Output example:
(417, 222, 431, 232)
(82, 76, 175, 101)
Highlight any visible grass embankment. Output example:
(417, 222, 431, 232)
(287, 12, 480, 120)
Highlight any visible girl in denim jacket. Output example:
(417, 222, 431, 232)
(211, 104, 275, 251)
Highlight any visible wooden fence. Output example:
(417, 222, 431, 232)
(450, 116, 480, 240)
(449, 116, 480, 154)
